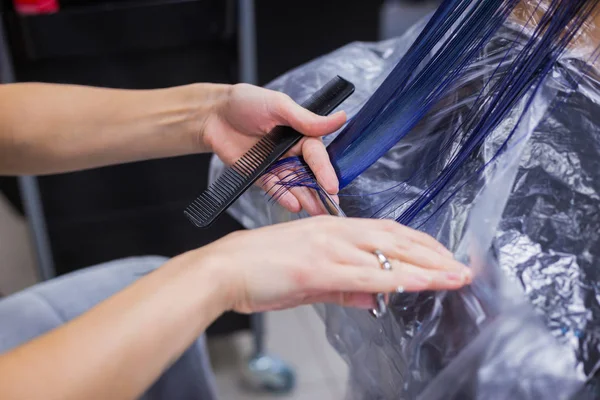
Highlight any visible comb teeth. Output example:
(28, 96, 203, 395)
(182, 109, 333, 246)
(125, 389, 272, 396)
(184, 140, 276, 227)
(232, 136, 276, 175)
(185, 76, 355, 228)
(184, 136, 279, 228)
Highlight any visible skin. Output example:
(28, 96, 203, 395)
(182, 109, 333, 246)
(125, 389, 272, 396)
(0, 82, 343, 214)
(0, 82, 471, 400)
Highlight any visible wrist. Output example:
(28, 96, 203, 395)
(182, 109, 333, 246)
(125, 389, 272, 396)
(179, 83, 231, 154)
(179, 246, 236, 314)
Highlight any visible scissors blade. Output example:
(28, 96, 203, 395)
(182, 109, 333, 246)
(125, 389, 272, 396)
(317, 188, 346, 217)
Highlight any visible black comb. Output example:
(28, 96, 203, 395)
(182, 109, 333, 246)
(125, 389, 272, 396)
(185, 75, 355, 228)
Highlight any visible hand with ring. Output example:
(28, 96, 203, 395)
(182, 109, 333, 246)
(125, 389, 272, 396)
(194, 215, 472, 314)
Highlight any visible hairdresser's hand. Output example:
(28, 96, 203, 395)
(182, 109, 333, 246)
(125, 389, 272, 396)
(201, 83, 346, 215)
(197, 216, 472, 313)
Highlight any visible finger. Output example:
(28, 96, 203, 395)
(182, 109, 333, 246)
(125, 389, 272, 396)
(258, 157, 327, 215)
(315, 261, 470, 294)
(334, 243, 470, 288)
(390, 259, 472, 289)
(357, 231, 467, 273)
(286, 137, 338, 194)
(391, 223, 454, 258)
(329, 243, 470, 285)
(286, 183, 338, 216)
(302, 292, 376, 309)
(288, 186, 327, 216)
(257, 172, 301, 213)
(398, 244, 467, 273)
(261, 169, 326, 215)
(271, 93, 347, 137)
(339, 218, 453, 258)
(302, 137, 339, 195)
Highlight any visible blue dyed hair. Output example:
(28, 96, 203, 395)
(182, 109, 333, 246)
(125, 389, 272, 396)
(269, 0, 599, 225)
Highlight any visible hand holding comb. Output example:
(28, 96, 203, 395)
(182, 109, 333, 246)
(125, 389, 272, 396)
(184, 76, 355, 228)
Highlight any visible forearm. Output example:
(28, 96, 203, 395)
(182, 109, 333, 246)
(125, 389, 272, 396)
(0, 249, 230, 400)
(0, 82, 229, 175)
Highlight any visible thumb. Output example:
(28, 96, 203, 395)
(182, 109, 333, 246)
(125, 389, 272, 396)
(272, 93, 347, 137)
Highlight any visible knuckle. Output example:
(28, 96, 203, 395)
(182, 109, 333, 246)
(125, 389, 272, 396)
(391, 260, 405, 271)
(412, 229, 432, 241)
(392, 239, 410, 255)
(290, 267, 312, 288)
(232, 82, 251, 93)
(302, 140, 321, 159)
(282, 92, 294, 104)
(312, 231, 331, 249)
(351, 271, 375, 289)
(415, 230, 433, 244)
(313, 215, 336, 229)
(263, 91, 288, 118)
(303, 119, 319, 133)
(380, 219, 400, 233)
(226, 230, 245, 241)
(425, 234, 443, 248)
(274, 92, 292, 107)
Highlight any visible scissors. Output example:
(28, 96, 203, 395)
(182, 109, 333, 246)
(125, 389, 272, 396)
(316, 186, 390, 319)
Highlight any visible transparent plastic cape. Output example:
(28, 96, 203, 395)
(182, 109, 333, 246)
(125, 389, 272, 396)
(209, 12, 600, 400)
